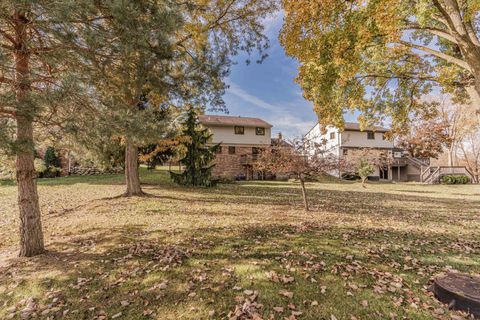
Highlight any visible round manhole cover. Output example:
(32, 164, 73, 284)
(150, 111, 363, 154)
(432, 273, 480, 318)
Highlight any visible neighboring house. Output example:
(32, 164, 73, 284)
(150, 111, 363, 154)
(305, 122, 426, 182)
(198, 115, 272, 180)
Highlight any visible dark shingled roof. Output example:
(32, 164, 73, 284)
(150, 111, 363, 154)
(343, 122, 389, 133)
(198, 115, 273, 128)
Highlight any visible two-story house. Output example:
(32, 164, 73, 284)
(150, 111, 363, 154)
(305, 122, 426, 182)
(198, 115, 272, 180)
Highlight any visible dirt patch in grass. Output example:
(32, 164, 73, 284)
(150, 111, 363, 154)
(1, 170, 479, 319)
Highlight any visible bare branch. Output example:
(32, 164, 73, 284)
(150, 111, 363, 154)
(0, 75, 14, 85)
(0, 28, 16, 45)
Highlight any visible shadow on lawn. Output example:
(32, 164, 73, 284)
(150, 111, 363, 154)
(1, 223, 479, 320)
(143, 182, 480, 225)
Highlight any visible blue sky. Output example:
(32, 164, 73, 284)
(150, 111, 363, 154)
(211, 12, 319, 138)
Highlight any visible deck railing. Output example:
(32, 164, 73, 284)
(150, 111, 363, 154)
(421, 166, 474, 183)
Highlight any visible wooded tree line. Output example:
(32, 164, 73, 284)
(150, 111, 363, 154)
(0, 0, 277, 257)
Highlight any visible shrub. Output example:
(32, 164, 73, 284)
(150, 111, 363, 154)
(341, 172, 360, 180)
(34, 158, 47, 176)
(43, 146, 62, 178)
(44, 146, 61, 168)
(441, 175, 470, 184)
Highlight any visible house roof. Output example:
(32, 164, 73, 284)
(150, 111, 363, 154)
(271, 138, 293, 148)
(304, 121, 390, 139)
(343, 122, 389, 132)
(198, 115, 273, 128)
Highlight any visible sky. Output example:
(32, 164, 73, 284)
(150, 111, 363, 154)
(209, 12, 320, 138)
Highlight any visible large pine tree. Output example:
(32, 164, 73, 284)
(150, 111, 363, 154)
(171, 108, 219, 187)
(73, 0, 277, 196)
(0, 1, 99, 256)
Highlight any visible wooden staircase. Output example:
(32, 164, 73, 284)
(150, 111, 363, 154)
(420, 165, 474, 184)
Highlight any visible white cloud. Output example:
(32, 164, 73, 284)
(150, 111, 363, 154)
(228, 82, 279, 112)
(262, 10, 284, 38)
(226, 81, 316, 137)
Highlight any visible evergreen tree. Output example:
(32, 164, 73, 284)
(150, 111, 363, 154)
(171, 108, 219, 187)
(44, 147, 60, 169)
(0, 1, 100, 257)
(72, 0, 277, 196)
(43, 146, 61, 178)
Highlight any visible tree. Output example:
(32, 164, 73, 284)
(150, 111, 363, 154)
(140, 138, 184, 170)
(437, 100, 473, 166)
(280, 1, 480, 131)
(76, 0, 277, 196)
(0, 2, 97, 256)
(254, 138, 338, 211)
(43, 146, 61, 178)
(345, 149, 392, 188)
(458, 124, 480, 183)
(357, 159, 375, 188)
(397, 118, 450, 159)
(70, 1, 183, 196)
(170, 108, 220, 187)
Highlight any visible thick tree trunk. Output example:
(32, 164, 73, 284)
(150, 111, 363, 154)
(124, 137, 143, 196)
(14, 10, 45, 257)
(299, 176, 309, 211)
(466, 85, 480, 117)
(16, 117, 45, 257)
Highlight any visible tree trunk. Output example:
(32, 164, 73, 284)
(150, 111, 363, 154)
(124, 137, 143, 196)
(361, 177, 367, 188)
(447, 147, 455, 167)
(466, 85, 480, 118)
(16, 117, 45, 257)
(299, 176, 309, 211)
(14, 10, 45, 257)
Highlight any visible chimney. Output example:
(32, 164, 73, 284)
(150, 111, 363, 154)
(277, 132, 283, 140)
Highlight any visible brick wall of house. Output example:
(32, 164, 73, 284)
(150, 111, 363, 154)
(212, 145, 255, 179)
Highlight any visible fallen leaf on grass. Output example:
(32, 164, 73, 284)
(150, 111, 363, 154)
(279, 290, 294, 299)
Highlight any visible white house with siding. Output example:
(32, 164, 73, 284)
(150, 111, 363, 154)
(305, 122, 425, 181)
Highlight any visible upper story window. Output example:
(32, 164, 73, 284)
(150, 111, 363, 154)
(367, 131, 375, 140)
(216, 146, 222, 154)
(330, 132, 335, 140)
(234, 126, 244, 135)
(255, 127, 265, 136)
(228, 146, 236, 154)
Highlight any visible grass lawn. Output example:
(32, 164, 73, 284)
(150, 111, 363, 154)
(0, 169, 479, 319)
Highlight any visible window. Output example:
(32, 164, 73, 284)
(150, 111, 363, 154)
(252, 147, 263, 159)
(228, 146, 236, 154)
(255, 127, 265, 135)
(367, 131, 375, 140)
(216, 146, 222, 154)
(343, 149, 348, 156)
(330, 132, 335, 140)
(234, 126, 244, 135)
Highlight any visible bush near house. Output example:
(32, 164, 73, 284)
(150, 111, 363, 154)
(341, 172, 360, 181)
(40, 147, 62, 178)
(441, 175, 470, 184)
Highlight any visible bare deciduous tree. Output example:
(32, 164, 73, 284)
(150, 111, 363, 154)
(254, 138, 339, 211)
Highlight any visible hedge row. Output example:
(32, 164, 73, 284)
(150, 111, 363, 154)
(441, 175, 470, 184)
